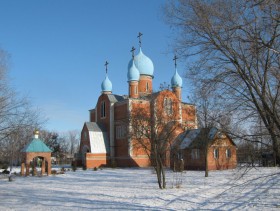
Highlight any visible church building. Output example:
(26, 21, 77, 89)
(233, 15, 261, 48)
(77, 35, 198, 168)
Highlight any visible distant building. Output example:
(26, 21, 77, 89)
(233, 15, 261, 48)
(77, 38, 198, 168)
(172, 128, 237, 171)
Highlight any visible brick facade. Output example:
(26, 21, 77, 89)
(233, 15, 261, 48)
(77, 52, 198, 169)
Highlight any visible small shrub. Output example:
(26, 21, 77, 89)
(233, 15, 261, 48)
(51, 170, 57, 175)
(71, 162, 77, 172)
(2, 169, 10, 174)
(83, 166, 87, 171)
(93, 167, 98, 171)
(61, 167, 66, 172)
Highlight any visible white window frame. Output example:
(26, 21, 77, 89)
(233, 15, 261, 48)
(214, 148, 219, 159)
(226, 148, 231, 158)
(164, 98, 173, 115)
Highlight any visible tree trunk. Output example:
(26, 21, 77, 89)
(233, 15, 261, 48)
(205, 147, 209, 177)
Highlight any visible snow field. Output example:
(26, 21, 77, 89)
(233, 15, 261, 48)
(0, 167, 279, 210)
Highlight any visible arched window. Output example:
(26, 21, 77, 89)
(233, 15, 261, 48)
(164, 98, 173, 115)
(214, 148, 219, 159)
(226, 149, 231, 158)
(101, 101, 106, 118)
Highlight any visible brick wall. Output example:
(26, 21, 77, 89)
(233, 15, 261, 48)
(85, 153, 109, 168)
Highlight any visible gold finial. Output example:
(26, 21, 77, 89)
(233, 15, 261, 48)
(34, 129, 39, 138)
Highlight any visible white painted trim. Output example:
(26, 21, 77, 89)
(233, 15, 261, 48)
(110, 102, 115, 158)
(179, 102, 182, 124)
(128, 99, 133, 156)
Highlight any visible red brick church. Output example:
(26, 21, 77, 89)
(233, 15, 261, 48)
(77, 36, 198, 168)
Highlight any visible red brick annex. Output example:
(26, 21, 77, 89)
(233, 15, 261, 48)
(76, 35, 237, 170)
(172, 128, 237, 171)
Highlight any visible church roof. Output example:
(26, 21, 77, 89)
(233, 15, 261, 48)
(85, 122, 109, 154)
(107, 94, 127, 103)
(21, 138, 52, 153)
(85, 122, 106, 132)
(175, 127, 223, 150)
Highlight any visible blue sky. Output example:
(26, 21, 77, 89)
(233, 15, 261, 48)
(0, 0, 190, 132)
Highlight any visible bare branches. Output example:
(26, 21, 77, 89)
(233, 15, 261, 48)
(0, 48, 46, 166)
(129, 94, 183, 189)
(165, 0, 280, 164)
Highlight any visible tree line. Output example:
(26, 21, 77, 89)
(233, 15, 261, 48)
(0, 48, 80, 169)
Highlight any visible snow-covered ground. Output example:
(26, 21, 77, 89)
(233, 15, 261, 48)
(0, 167, 279, 210)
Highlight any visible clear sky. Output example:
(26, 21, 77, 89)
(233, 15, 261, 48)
(0, 0, 190, 132)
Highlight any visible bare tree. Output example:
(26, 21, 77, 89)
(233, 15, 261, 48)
(129, 93, 182, 189)
(165, 0, 280, 164)
(66, 130, 80, 156)
(0, 48, 46, 174)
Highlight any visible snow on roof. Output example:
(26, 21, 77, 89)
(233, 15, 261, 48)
(179, 129, 201, 149)
(177, 127, 219, 149)
(89, 130, 109, 153)
(85, 122, 105, 132)
(107, 94, 127, 103)
(208, 127, 218, 139)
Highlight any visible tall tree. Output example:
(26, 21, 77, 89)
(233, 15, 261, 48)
(129, 92, 182, 189)
(165, 0, 280, 164)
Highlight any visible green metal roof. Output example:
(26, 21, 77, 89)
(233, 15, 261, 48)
(21, 138, 52, 153)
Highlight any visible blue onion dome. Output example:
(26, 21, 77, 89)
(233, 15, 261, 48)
(171, 68, 183, 88)
(127, 59, 140, 81)
(101, 75, 112, 92)
(134, 48, 154, 77)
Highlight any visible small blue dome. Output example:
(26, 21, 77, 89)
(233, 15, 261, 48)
(101, 75, 112, 92)
(134, 48, 154, 77)
(127, 59, 140, 81)
(171, 68, 182, 88)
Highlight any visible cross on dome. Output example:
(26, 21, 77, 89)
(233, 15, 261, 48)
(131, 46, 136, 59)
(101, 60, 112, 93)
(173, 55, 178, 69)
(171, 55, 182, 88)
(137, 32, 143, 48)
(104, 61, 109, 74)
